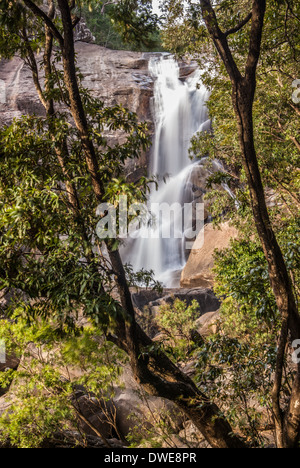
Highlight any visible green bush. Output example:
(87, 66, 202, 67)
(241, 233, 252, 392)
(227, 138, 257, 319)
(0, 314, 126, 448)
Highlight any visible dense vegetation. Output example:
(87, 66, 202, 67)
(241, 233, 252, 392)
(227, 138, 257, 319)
(0, 0, 299, 449)
(79, 0, 162, 50)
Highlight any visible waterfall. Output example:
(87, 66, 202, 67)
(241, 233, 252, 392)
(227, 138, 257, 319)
(121, 55, 211, 287)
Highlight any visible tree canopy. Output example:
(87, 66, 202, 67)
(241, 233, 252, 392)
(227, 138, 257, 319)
(78, 0, 163, 50)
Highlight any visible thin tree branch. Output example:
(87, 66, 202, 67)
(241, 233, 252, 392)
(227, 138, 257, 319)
(290, 135, 300, 153)
(200, 0, 242, 83)
(225, 12, 252, 37)
(71, 402, 113, 448)
(245, 0, 266, 83)
(101, 1, 118, 15)
(22, 27, 48, 109)
(289, 102, 300, 117)
(22, 0, 64, 46)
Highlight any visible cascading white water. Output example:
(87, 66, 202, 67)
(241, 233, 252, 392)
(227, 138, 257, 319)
(149, 57, 209, 177)
(122, 55, 211, 287)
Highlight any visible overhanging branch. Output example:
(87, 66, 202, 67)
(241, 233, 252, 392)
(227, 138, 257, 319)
(245, 0, 266, 82)
(225, 12, 252, 37)
(199, 0, 242, 83)
(22, 0, 64, 47)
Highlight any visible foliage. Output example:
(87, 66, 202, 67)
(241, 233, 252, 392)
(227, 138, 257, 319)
(205, 228, 299, 445)
(79, 0, 163, 51)
(155, 298, 200, 361)
(195, 330, 277, 447)
(124, 264, 163, 292)
(0, 78, 151, 330)
(162, 0, 300, 349)
(214, 239, 278, 325)
(0, 0, 299, 448)
(0, 0, 162, 54)
(211, 220, 300, 333)
(0, 314, 126, 448)
(78, 1, 131, 50)
(110, 0, 162, 50)
(0, 1, 166, 447)
(154, 296, 280, 447)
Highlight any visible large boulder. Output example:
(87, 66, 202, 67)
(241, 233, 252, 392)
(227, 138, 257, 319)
(132, 287, 221, 340)
(111, 366, 185, 440)
(0, 354, 19, 374)
(180, 222, 239, 288)
(195, 310, 221, 337)
(132, 287, 221, 316)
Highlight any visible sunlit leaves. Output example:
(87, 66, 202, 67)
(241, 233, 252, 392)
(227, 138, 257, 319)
(0, 315, 126, 447)
(213, 239, 278, 324)
(110, 0, 161, 49)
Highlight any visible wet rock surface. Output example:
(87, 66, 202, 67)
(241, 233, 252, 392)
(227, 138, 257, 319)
(132, 287, 221, 315)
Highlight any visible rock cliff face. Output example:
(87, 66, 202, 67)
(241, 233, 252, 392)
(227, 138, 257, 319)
(0, 41, 197, 129)
(0, 40, 199, 181)
(0, 42, 156, 180)
(0, 56, 44, 124)
(0, 43, 155, 121)
(75, 42, 154, 121)
(74, 43, 156, 180)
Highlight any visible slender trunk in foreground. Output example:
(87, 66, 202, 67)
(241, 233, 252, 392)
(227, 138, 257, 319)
(200, 0, 300, 448)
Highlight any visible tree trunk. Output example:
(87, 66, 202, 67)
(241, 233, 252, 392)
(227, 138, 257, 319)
(232, 80, 300, 338)
(57, 0, 105, 202)
(232, 79, 300, 448)
(200, 0, 300, 448)
(23, 0, 272, 448)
